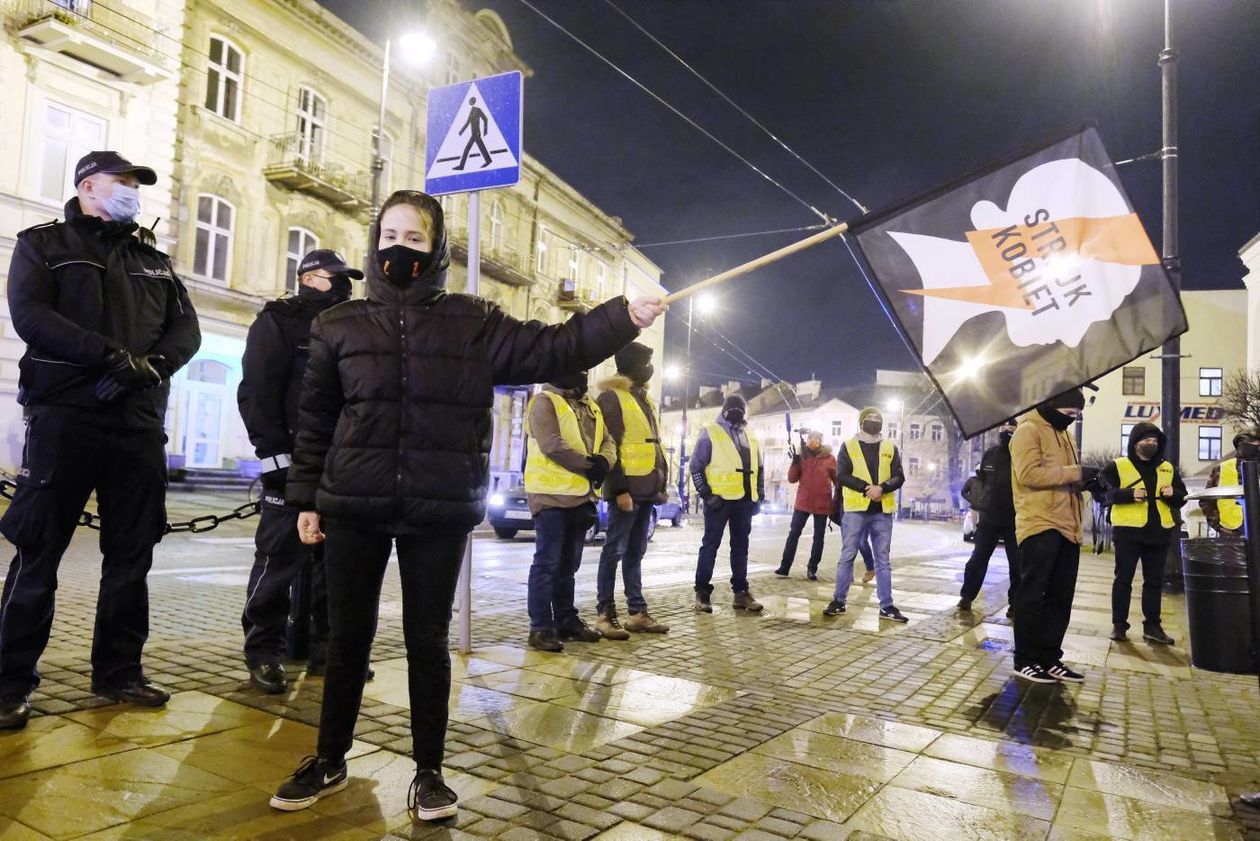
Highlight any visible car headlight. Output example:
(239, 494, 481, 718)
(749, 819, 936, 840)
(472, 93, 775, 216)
(489, 493, 505, 506)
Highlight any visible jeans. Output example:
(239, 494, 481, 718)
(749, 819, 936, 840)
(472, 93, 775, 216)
(1112, 538, 1167, 629)
(528, 506, 592, 632)
(316, 523, 465, 769)
(779, 510, 827, 573)
(959, 518, 1023, 603)
(832, 511, 894, 608)
(1012, 529, 1080, 669)
(0, 408, 167, 697)
(597, 501, 652, 614)
(241, 499, 323, 667)
(695, 499, 754, 595)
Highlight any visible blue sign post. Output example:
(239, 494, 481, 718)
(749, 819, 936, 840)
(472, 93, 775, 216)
(425, 71, 523, 196)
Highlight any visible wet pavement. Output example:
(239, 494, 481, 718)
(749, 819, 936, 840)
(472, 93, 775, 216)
(1, 498, 1258, 839)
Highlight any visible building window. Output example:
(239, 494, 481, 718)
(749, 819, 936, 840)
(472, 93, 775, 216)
(567, 246, 579, 280)
(831, 420, 843, 438)
(1122, 366, 1145, 396)
(1199, 426, 1222, 461)
(930, 423, 944, 442)
(186, 359, 229, 385)
(595, 259, 607, 299)
(1120, 423, 1135, 455)
(205, 36, 243, 123)
(445, 51, 461, 84)
(296, 87, 327, 166)
(194, 195, 234, 283)
(908, 457, 920, 476)
(1200, 367, 1223, 397)
(909, 422, 922, 441)
(286, 227, 320, 292)
(535, 225, 549, 275)
(887, 422, 898, 441)
(39, 103, 106, 202)
(489, 200, 503, 252)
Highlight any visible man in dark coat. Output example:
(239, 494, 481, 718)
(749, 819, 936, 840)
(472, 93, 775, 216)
(238, 249, 361, 693)
(0, 151, 201, 729)
(958, 420, 1022, 614)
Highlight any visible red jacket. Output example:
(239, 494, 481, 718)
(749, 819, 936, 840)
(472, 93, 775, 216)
(788, 446, 837, 515)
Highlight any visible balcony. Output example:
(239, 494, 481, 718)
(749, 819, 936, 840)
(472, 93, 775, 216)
(449, 238, 533, 287)
(558, 277, 600, 313)
(11, 0, 172, 83)
(263, 133, 371, 216)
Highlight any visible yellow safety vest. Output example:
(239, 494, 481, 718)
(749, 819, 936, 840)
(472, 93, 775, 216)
(703, 422, 760, 501)
(842, 438, 897, 514)
(612, 389, 659, 477)
(524, 391, 605, 497)
(1219, 457, 1243, 531)
(1110, 457, 1174, 529)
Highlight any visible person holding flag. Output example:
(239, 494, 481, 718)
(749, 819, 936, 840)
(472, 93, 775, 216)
(824, 408, 908, 622)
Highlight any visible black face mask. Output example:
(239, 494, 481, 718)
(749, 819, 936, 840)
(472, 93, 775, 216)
(862, 420, 882, 436)
(553, 373, 588, 397)
(1136, 441, 1159, 459)
(378, 244, 434, 287)
(627, 364, 653, 386)
(723, 408, 745, 425)
(1239, 439, 1260, 460)
(1038, 406, 1077, 431)
(999, 430, 1014, 446)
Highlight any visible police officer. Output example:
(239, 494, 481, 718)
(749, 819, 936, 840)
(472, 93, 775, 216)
(0, 151, 201, 729)
(238, 250, 360, 693)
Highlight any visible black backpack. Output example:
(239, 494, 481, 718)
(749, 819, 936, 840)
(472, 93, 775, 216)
(961, 472, 992, 513)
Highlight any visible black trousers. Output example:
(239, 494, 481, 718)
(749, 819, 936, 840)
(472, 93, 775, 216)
(1112, 538, 1167, 629)
(1012, 530, 1079, 669)
(0, 407, 166, 698)
(960, 518, 1023, 602)
(317, 522, 465, 770)
(241, 500, 325, 667)
(779, 510, 828, 573)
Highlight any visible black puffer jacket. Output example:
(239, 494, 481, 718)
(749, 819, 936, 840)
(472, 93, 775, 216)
(287, 203, 641, 534)
(1101, 421, 1188, 544)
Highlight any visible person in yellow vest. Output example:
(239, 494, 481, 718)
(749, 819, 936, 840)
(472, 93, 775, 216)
(524, 371, 617, 653)
(690, 394, 765, 613)
(1200, 429, 1260, 537)
(1100, 422, 1186, 645)
(594, 343, 670, 638)
(823, 407, 908, 622)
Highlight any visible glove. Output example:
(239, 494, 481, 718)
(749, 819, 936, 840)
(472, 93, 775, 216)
(1080, 465, 1101, 484)
(703, 495, 723, 512)
(146, 354, 173, 381)
(791, 453, 802, 467)
(584, 455, 610, 486)
(261, 467, 288, 496)
(95, 349, 161, 401)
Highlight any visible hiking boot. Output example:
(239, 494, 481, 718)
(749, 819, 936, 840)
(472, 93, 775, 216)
(91, 678, 170, 707)
(409, 768, 458, 821)
(0, 696, 30, 730)
(249, 662, 287, 695)
(694, 592, 713, 613)
(823, 600, 846, 617)
(957, 598, 973, 611)
(558, 620, 601, 643)
(1110, 624, 1128, 642)
(527, 630, 564, 652)
(1012, 664, 1055, 684)
(862, 569, 876, 584)
(624, 611, 669, 633)
(1046, 662, 1085, 683)
(774, 567, 790, 578)
(733, 590, 764, 612)
(270, 756, 348, 811)
(879, 605, 909, 623)
(595, 609, 631, 641)
(1143, 624, 1175, 646)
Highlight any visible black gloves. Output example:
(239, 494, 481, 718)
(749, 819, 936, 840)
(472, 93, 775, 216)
(147, 354, 173, 381)
(1079, 465, 1105, 495)
(584, 455, 610, 487)
(703, 495, 723, 512)
(261, 467, 289, 496)
(95, 349, 161, 402)
(791, 453, 802, 467)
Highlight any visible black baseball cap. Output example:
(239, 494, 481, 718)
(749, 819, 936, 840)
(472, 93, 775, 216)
(73, 151, 157, 188)
(298, 249, 365, 280)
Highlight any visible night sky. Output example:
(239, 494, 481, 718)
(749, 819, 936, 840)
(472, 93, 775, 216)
(318, 0, 1259, 391)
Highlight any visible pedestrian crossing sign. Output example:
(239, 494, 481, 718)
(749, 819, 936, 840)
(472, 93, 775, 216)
(425, 71, 523, 196)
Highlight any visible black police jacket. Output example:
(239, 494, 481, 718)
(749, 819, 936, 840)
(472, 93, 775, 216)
(286, 207, 642, 535)
(237, 292, 343, 462)
(7, 199, 200, 427)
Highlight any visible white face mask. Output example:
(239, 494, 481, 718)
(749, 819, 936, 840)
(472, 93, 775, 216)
(102, 183, 141, 222)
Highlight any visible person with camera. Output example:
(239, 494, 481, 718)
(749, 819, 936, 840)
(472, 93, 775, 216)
(958, 420, 1022, 614)
(775, 430, 836, 580)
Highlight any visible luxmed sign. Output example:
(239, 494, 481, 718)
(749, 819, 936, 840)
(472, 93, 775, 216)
(1124, 403, 1225, 424)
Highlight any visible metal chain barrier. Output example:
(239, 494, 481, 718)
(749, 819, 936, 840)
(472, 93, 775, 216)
(0, 479, 260, 535)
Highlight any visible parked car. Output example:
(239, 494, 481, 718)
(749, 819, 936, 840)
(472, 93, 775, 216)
(487, 486, 684, 541)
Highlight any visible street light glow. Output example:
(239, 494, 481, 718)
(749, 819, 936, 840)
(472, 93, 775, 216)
(695, 294, 717, 315)
(664, 363, 683, 381)
(886, 400, 902, 414)
(396, 31, 438, 65)
(957, 354, 987, 381)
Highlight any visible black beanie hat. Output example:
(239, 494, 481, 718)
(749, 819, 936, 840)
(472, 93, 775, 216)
(1043, 388, 1085, 412)
(722, 393, 747, 415)
(615, 342, 653, 375)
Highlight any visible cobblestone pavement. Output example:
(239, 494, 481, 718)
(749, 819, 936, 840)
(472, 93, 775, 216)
(1, 499, 1258, 839)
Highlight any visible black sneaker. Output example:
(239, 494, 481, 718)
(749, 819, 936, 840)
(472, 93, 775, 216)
(879, 605, 909, 623)
(806, 571, 818, 581)
(409, 768, 458, 821)
(270, 756, 348, 811)
(0, 695, 30, 730)
(1012, 664, 1055, 684)
(822, 600, 846, 616)
(1110, 624, 1128, 642)
(1046, 662, 1085, 683)
(957, 598, 973, 611)
(694, 592, 713, 613)
(1143, 625, 1175, 646)
(91, 678, 170, 707)
(249, 663, 287, 694)
(527, 630, 564, 652)
(557, 620, 601, 643)
(774, 567, 790, 578)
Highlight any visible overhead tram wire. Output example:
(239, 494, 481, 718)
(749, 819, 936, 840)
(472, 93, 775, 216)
(602, 0, 869, 217)
(669, 308, 806, 412)
(509, 0, 834, 225)
(633, 223, 828, 249)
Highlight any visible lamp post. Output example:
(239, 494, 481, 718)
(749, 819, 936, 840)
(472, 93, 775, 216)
(887, 399, 906, 518)
(677, 293, 716, 510)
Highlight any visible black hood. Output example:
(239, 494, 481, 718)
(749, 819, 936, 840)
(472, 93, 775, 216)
(366, 194, 452, 304)
(1126, 421, 1165, 460)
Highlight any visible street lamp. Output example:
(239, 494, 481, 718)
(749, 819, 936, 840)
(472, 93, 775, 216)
(678, 292, 716, 509)
(886, 399, 906, 518)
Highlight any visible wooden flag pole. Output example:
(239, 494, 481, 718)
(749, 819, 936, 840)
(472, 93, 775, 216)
(662, 222, 850, 305)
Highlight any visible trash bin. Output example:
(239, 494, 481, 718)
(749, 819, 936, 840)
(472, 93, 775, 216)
(1181, 537, 1256, 674)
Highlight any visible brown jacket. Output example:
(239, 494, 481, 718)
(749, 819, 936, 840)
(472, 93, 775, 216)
(1011, 410, 1085, 545)
(526, 384, 618, 515)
